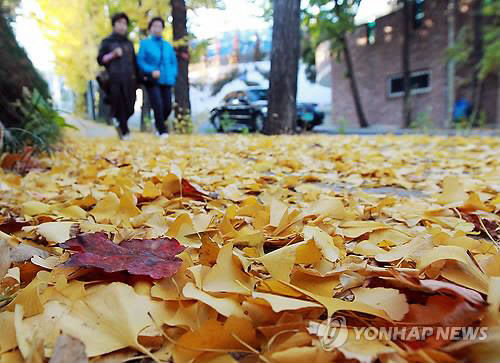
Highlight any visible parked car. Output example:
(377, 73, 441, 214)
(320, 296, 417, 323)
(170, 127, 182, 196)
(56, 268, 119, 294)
(210, 89, 265, 132)
(210, 87, 325, 132)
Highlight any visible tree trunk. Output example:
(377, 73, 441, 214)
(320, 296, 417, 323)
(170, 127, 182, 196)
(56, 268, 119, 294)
(341, 36, 369, 128)
(470, 0, 483, 125)
(446, 0, 457, 128)
(171, 0, 191, 122)
(97, 87, 111, 124)
(140, 85, 151, 132)
(402, 0, 412, 127)
(264, 0, 301, 135)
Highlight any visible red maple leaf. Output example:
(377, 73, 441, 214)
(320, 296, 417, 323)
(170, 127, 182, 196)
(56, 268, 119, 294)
(60, 233, 186, 279)
(181, 179, 218, 200)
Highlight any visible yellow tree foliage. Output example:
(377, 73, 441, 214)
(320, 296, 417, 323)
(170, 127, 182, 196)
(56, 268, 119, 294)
(35, 0, 219, 105)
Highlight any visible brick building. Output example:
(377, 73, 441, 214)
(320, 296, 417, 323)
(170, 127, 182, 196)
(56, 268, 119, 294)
(316, 0, 499, 128)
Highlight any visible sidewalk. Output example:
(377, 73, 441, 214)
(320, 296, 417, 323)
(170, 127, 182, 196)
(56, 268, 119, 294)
(64, 115, 500, 138)
(313, 125, 500, 136)
(64, 115, 117, 138)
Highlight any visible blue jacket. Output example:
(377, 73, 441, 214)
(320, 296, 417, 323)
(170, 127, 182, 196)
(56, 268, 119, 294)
(137, 36, 178, 86)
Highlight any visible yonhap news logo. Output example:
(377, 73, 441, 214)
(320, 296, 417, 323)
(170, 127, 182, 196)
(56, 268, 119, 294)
(309, 318, 489, 351)
(308, 316, 349, 350)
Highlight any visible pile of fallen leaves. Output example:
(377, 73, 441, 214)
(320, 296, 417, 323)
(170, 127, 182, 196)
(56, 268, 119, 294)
(0, 133, 499, 363)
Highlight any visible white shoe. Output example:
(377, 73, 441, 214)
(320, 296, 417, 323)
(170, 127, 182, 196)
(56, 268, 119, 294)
(159, 133, 169, 140)
(122, 133, 132, 141)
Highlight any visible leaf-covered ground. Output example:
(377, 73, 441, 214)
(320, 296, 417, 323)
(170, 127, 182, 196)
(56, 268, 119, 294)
(1, 132, 499, 363)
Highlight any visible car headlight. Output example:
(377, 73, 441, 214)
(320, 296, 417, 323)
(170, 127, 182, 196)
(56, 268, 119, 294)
(262, 107, 268, 114)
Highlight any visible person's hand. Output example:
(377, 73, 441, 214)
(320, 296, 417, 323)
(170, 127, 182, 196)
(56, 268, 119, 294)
(113, 47, 123, 57)
(152, 70, 161, 79)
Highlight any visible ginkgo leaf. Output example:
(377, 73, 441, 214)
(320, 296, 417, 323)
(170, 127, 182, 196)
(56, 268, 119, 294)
(366, 228, 412, 246)
(270, 198, 288, 227)
(166, 214, 201, 248)
(0, 312, 17, 353)
(352, 287, 409, 321)
(256, 279, 304, 297)
(353, 240, 387, 256)
(375, 235, 433, 263)
(417, 245, 489, 289)
(257, 242, 303, 282)
(7, 277, 45, 317)
(56, 282, 167, 358)
(90, 193, 120, 223)
(172, 316, 258, 362)
(251, 291, 322, 312)
(14, 301, 66, 360)
(183, 282, 247, 318)
(306, 197, 346, 220)
(339, 221, 388, 238)
(436, 176, 468, 205)
(143, 181, 162, 199)
(22, 201, 51, 216)
(441, 261, 490, 294)
(36, 222, 75, 244)
(203, 243, 254, 295)
(119, 190, 141, 220)
(290, 270, 340, 297)
(303, 226, 340, 262)
(282, 281, 391, 320)
(57, 206, 87, 219)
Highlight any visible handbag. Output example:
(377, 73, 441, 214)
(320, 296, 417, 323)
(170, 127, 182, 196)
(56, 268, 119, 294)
(140, 42, 164, 87)
(96, 69, 110, 93)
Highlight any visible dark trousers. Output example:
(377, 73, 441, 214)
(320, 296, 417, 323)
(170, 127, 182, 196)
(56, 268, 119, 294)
(146, 85, 172, 135)
(109, 80, 136, 135)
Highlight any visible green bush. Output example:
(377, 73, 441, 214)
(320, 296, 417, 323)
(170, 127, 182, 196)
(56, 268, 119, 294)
(172, 110, 194, 135)
(0, 9, 49, 128)
(220, 111, 236, 132)
(2, 88, 75, 153)
(410, 111, 434, 132)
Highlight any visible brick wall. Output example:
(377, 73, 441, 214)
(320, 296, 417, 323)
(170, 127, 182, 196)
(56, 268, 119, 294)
(330, 0, 498, 128)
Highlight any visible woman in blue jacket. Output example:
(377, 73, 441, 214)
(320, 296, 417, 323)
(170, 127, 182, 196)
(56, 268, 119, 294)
(137, 17, 178, 138)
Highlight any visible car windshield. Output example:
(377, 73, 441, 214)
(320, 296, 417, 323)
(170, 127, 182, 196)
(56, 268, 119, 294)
(247, 89, 268, 102)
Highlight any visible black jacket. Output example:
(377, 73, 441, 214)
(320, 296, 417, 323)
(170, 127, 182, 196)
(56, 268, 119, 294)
(97, 33, 138, 83)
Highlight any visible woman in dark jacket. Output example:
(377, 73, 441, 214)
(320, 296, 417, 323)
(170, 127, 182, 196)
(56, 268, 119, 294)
(137, 17, 178, 138)
(97, 12, 137, 140)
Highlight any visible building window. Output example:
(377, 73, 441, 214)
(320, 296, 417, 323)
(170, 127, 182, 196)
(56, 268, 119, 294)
(414, 0, 425, 29)
(387, 70, 431, 97)
(367, 21, 376, 44)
